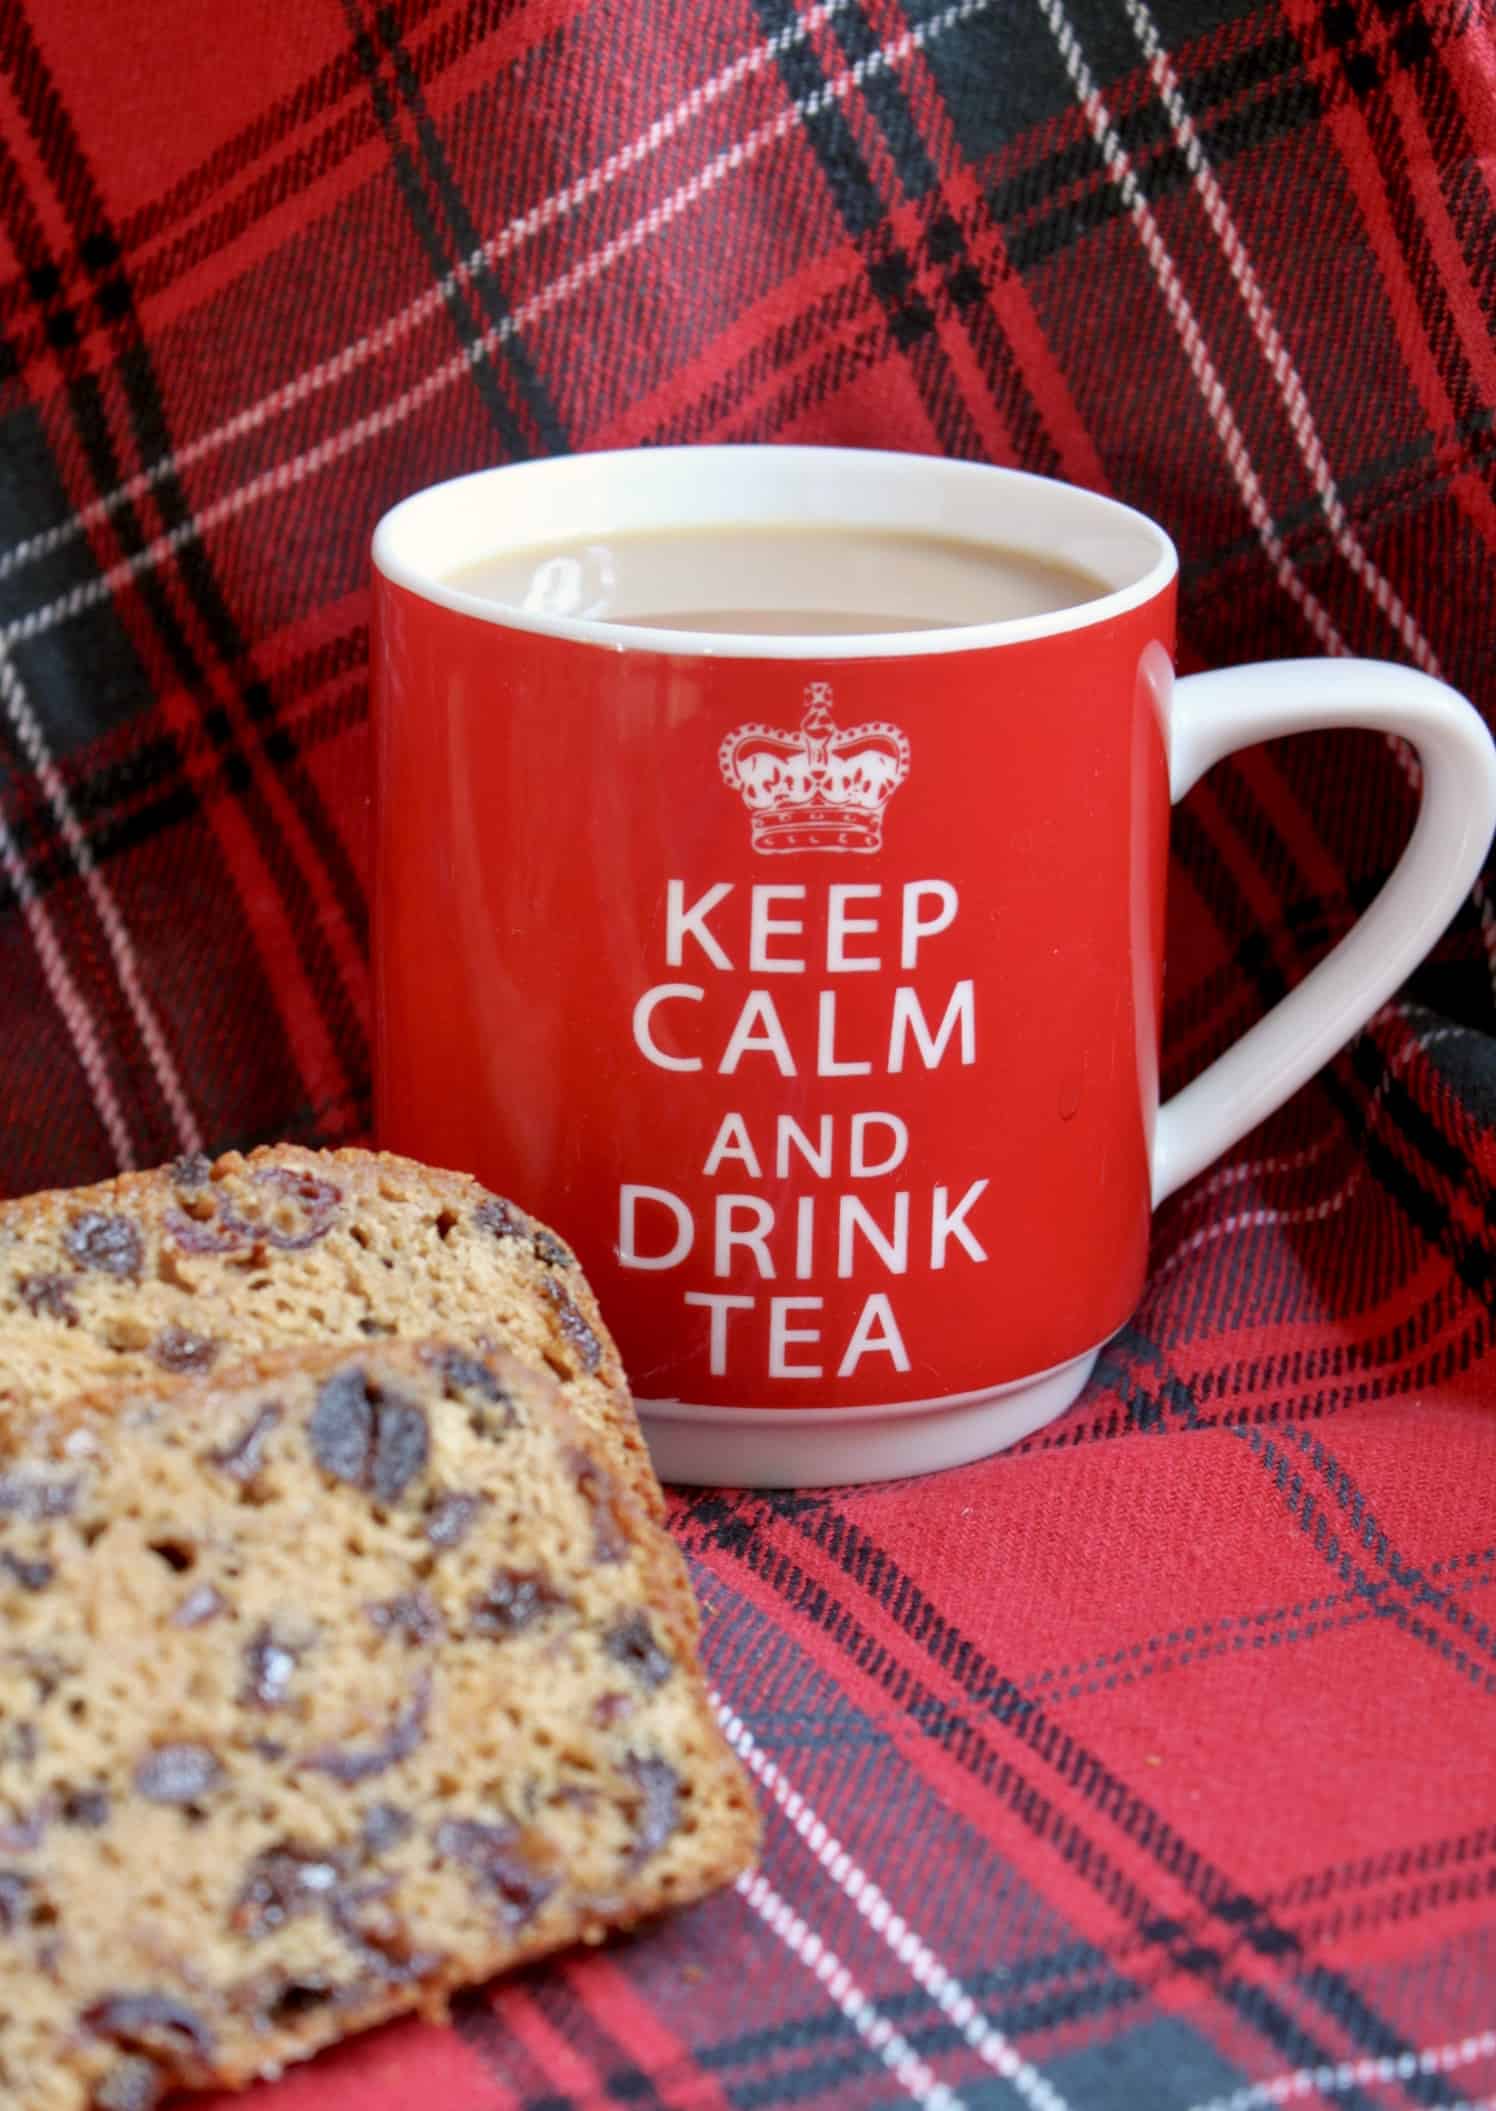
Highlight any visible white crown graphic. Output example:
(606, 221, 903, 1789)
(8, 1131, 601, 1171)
(718, 683, 911, 855)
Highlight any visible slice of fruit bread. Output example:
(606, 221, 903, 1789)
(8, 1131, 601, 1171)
(0, 1144, 660, 1516)
(0, 1338, 758, 2110)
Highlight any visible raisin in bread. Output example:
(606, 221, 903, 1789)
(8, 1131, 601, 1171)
(0, 1145, 660, 1516)
(0, 1340, 758, 2111)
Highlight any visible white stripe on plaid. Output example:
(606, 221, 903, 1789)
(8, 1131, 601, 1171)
(1125, 0, 1442, 679)
(1185, 2025, 1496, 2111)
(1036, 3, 1347, 660)
(1153, 1182, 1359, 1276)
(0, 806, 135, 1169)
(1043, 0, 1496, 1045)
(1171, 1002, 1480, 1216)
(0, 0, 866, 588)
(0, 0, 997, 651)
(0, 644, 200, 1161)
(1122, 0, 1496, 1000)
(717, 1697, 1073, 2111)
(736, 1868, 969, 2111)
(1151, 1015, 1477, 1273)
(1182, 1134, 1340, 1206)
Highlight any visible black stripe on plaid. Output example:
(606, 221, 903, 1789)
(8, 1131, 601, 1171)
(449, 1985, 570, 2104)
(679, 1495, 1468, 2107)
(0, 0, 456, 338)
(1312, 8, 1491, 430)
(111, 0, 461, 272)
(694, 1552, 1445, 2110)
(0, 682, 368, 934)
(461, 1968, 688, 2109)
(1276, 1812, 1496, 1912)
(345, 0, 566, 462)
(0, 0, 1476, 476)
(644, 275, 877, 445)
(928, 2, 1322, 271)
(1198, 683, 1493, 1055)
(1171, 804, 1496, 1328)
(1180, 406, 1496, 639)
(528, 1975, 672, 2108)
(659, 197, 1062, 457)
(1016, 1543, 1496, 1707)
(7, 0, 554, 352)
(834, 3, 942, 199)
(1207, 764, 1401, 982)
(0, 144, 196, 1143)
(0, 621, 368, 896)
(1, 3, 370, 1128)
(343, 2, 526, 459)
(1266, 1818, 1496, 1952)
(1289, 1866, 1496, 1958)
(1345, 1059, 1495, 1314)
(637, 5, 1328, 464)
(1178, 1266, 1487, 1410)
(716, 1580, 1495, 2042)
(1056, 1273, 1491, 1441)
(752, 0, 994, 460)
(829, 3, 1068, 472)
(692, 1865, 1131, 2057)
(1159, 738, 1496, 1319)
(1320, 0, 1495, 350)
(1238, 1423, 1496, 1689)
(461, 1852, 1496, 2106)
(1198, 734, 1493, 1055)
(368, 0, 569, 457)
(702, 1967, 1139, 2072)
(999, 85, 1321, 275)
(1159, 911, 1354, 1097)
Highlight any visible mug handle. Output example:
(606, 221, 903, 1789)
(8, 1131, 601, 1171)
(1153, 659, 1496, 1205)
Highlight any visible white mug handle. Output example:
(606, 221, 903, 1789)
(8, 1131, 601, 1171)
(1153, 659, 1496, 1205)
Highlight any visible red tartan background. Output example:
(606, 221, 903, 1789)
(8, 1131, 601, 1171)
(2, 1, 1495, 2106)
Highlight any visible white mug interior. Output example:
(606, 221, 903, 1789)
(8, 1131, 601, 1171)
(372, 445, 1178, 657)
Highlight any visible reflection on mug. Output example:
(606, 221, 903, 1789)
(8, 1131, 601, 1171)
(521, 545, 617, 619)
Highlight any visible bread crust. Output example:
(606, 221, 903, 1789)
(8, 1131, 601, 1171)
(0, 1144, 661, 1519)
(0, 1339, 757, 2109)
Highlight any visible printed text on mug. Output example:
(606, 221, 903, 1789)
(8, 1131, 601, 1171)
(618, 879, 989, 1382)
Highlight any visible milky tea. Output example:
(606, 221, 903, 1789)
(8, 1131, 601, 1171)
(441, 522, 1108, 633)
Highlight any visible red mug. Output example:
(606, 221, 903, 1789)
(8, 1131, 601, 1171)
(372, 448, 1496, 1485)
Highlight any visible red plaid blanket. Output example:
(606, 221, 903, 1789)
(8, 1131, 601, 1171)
(1, 2, 1493, 2105)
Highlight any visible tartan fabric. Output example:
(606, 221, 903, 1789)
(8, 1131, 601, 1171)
(1, 0, 1494, 2105)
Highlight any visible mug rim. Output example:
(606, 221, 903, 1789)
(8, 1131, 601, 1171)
(371, 445, 1179, 661)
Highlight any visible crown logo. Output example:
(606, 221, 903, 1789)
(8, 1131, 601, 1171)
(718, 683, 911, 855)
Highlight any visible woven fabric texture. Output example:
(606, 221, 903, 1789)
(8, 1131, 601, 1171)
(0, 2, 1493, 2106)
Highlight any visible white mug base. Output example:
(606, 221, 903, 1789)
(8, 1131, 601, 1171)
(637, 1346, 1102, 1488)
